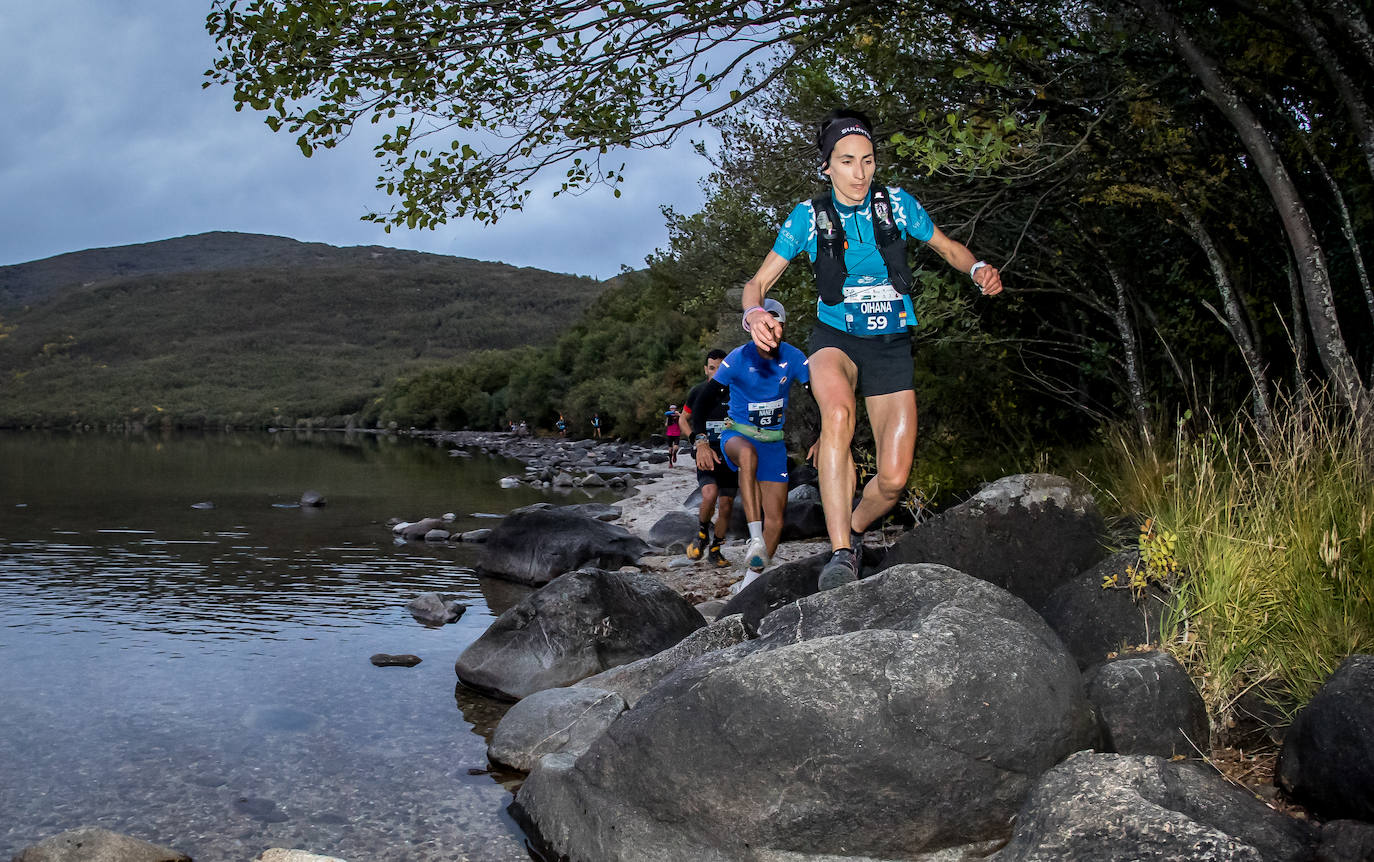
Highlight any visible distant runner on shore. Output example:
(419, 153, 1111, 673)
(664, 403, 682, 466)
(681, 349, 734, 568)
(693, 299, 810, 594)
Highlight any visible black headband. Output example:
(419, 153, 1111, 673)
(819, 119, 873, 167)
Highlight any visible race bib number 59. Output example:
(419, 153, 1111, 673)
(842, 284, 908, 335)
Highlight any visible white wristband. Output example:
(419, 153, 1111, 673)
(969, 260, 989, 280)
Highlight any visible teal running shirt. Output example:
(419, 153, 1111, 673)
(772, 186, 934, 334)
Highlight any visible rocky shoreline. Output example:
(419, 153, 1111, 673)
(450, 461, 1374, 862)
(18, 436, 1372, 862)
(415, 429, 838, 603)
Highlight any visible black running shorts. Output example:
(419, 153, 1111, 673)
(807, 323, 915, 397)
(695, 445, 740, 492)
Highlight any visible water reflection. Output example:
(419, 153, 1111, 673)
(0, 430, 584, 861)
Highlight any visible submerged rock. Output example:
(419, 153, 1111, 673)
(11, 827, 191, 862)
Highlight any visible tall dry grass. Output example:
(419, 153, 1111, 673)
(1094, 399, 1374, 722)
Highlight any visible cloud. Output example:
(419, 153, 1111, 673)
(0, 0, 710, 278)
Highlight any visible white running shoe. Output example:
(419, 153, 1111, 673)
(744, 537, 770, 570)
(730, 567, 763, 595)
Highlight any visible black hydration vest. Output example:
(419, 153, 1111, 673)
(811, 186, 915, 306)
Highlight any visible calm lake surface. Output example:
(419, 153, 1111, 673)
(0, 430, 610, 861)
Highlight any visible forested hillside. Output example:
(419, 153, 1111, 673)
(0, 232, 605, 427)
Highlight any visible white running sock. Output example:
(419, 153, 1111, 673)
(748, 521, 763, 541)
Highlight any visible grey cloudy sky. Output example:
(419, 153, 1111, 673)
(0, 1, 711, 279)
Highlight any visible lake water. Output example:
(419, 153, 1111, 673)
(0, 430, 610, 861)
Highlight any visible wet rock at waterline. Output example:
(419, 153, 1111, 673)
(479, 508, 649, 587)
(407, 592, 466, 626)
(254, 851, 349, 862)
(879, 472, 1106, 609)
(574, 612, 754, 707)
(515, 564, 1096, 861)
(489, 686, 626, 772)
(370, 653, 422, 667)
(11, 827, 192, 862)
(455, 568, 704, 700)
(992, 752, 1316, 861)
(391, 517, 446, 540)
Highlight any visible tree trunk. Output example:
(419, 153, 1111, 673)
(1102, 263, 1154, 446)
(1314, 0, 1374, 76)
(1176, 199, 1274, 433)
(1288, 252, 1312, 407)
(1283, 0, 1374, 182)
(1136, 0, 1373, 421)
(1275, 95, 1374, 336)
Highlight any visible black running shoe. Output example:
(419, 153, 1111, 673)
(708, 543, 731, 568)
(817, 547, 860, 591)
(686, 525, 710, 561)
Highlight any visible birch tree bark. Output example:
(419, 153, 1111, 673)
(1175, 199, 1274, 432)
(1103, 262, 1155, 445)
(1136, 0, 1373, 422)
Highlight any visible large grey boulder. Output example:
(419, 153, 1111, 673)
(489, 686, 627, 772)
(574, 613, 754, 706)
(1277, 653, 1374, 822)
(455, 568, 704, 700)
(648, 510, 699, 550)
(479, 508, 649, 587)
(515, 564, 1097, 861)
(992, 752, 1316, 861)
(11, 827, 191, 862)
(1038, 550, 1170, 668)
(724, 497, 825, 541)
(1084, 650, 1209, 758)
(715, 544, 885, 630)
(879, 473, 1107, 608)
(778, 498, 827, 540)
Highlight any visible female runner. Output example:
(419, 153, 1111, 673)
(739, 108, 1004, 589)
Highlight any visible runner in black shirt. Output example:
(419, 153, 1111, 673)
(680, 349, 734, 567)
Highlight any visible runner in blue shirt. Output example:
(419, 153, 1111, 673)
(692, 298, 810, 594)
(740, 108, 1005, 591)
